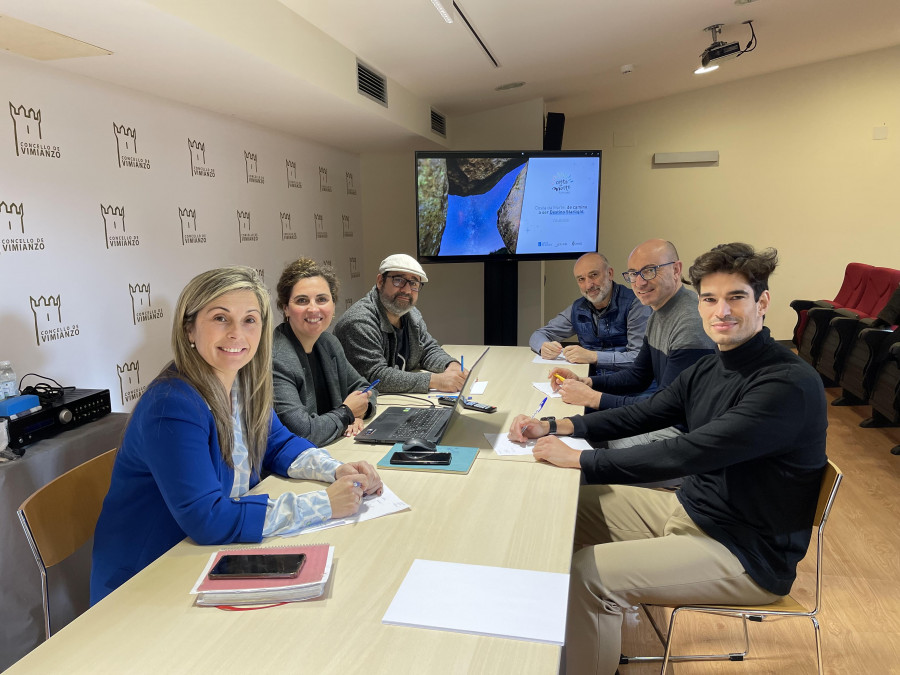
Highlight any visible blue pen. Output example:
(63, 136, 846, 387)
(460, 355, 464, 371)
(522, 396, 548, 433)
(360, 379, 380, 394)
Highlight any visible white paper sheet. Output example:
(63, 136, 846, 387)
(300, 484, 410, 533)
(484, 433, 593, 456)
(469, 380, 487, 395)
(532, 354, 566, 365)
(428, 380, 488, 396)
(383, 559, 569, 645)
(532, 382, 560, 398)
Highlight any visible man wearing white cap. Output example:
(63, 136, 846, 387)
(334, 253, 467, 393)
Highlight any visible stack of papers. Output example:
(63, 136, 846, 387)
(192, 544, 334, 607)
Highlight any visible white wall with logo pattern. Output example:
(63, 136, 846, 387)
(0, 52, 365, 412)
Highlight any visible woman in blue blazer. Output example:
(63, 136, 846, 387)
(91, 266, 382, 604)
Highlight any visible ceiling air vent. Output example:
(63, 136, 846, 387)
(357, 60, 388, 107)
(430, 108, 447, 137)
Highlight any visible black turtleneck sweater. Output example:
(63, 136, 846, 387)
(571, 327, 828, 595)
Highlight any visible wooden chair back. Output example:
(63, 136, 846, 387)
(18, 448, 117, 568)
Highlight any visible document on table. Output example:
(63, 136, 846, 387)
(301, 484, 409, 533)
(484, 433, 593, 456)
(532, 382, 560, 398)
(532, 354, 566, 365)
(383, 559, 569, 645)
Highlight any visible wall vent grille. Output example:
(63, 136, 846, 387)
(357, 60, 388, 107)
(430, 108, 447, 137)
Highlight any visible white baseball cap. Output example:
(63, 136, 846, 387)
(378, 254, 428, 283)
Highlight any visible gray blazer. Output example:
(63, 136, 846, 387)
(272, 324, 376, 446)
(333, 285, 456, 393)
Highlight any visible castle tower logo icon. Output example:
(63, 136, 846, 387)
(101, 204, 139, 248)
(30, 294, 80, 346)
(179, 207, 206, 245)
(349, 256, 360, 279)
(346, 171, 357, 196)
(281, 212, 296, 241)
(314, 213, 326, 239)
(129, 283, 163, 324)
(9, 103, 61, 158)
(1, 201, 45, 253)
(237, 210, 258, 243)
(342, 214, 353, 238)
(286, 159, 302, 189)
(1, 201, 24, 233)
(114, 123, 150, 169)
(188, 138, 215, 177)
(318, 166, 332, 192)
(117, 360, 147, 405)
(245, 151, 264, 184)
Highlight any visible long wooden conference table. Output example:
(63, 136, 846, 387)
(8, 346, 588, 674)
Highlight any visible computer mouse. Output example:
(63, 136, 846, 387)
(402, 437, 437, 453)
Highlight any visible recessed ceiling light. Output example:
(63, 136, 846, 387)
(495, 81, 525, 91)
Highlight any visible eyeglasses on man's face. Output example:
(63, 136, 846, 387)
(621, 261, 677, 283)
(385, 275, 423, 291)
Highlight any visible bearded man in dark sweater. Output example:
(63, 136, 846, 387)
(508, 243, 828, 675)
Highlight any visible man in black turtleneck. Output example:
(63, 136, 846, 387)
(508, 243, 828, 675)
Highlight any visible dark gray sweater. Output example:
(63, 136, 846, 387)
(272, 325, 376, 446)
(333, 286, 456, 393)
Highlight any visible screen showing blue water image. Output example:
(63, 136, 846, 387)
(415, 151, 601, 262)
(439, 166, 520, 256)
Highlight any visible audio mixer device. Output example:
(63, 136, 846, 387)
(6, 388, 111, 450)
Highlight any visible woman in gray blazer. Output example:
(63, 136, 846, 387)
(273, 259, 377, 446)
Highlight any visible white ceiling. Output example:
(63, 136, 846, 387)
(2, 0, 900, 153)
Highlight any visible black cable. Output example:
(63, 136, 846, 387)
(381, 393, 436, 408)
(738, 20, 757, 56)
(17, 373, 74, 406)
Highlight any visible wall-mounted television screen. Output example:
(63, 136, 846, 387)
(415, 150, 601, 263)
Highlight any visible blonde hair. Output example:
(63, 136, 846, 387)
(166, 266, 273, 472)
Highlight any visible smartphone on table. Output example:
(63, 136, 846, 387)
(208, 553, 307, 579)
(390, 451, 452, 465)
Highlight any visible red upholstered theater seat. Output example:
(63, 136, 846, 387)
(791, 263, 872, 349)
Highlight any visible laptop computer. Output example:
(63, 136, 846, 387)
(355, 347, 490, 445)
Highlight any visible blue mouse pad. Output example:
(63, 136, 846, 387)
(377, 444, 479, 475)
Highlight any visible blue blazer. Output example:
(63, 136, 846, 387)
(90, 375, 315, 604)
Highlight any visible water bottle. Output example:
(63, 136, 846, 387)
(0, 361, 17, 401)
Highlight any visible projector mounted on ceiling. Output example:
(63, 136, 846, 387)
(698, 21, 756, 71)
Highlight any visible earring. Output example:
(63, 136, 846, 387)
(190, 342, 195, 349)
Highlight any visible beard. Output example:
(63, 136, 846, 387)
(582, 280, 612, 307)
(379, 286, 415, 317)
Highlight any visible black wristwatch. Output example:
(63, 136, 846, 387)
(540, 416, 557, 435)
(336, 404, 356, 427)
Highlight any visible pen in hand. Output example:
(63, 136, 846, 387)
(521, 396, 548, 433)
(360, 379, 380, 394)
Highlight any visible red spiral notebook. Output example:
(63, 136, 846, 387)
(191, 544, 333, 606)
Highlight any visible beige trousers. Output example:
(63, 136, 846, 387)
(565, 485, 779, 675)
